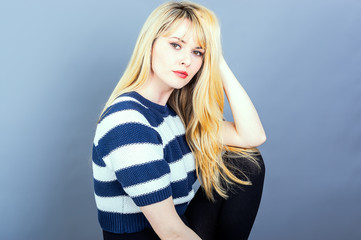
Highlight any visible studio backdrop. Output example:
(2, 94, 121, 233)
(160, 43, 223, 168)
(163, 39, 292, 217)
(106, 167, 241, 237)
(1, 0, 360, 239)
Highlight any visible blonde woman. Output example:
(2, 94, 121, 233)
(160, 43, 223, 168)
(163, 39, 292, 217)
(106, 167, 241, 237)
(92, 1, 266, 239)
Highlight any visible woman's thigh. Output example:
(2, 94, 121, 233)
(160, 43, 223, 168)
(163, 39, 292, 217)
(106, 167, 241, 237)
(102, 228, 159, 240)
(185, 153, 265, 240)
(185, 185, 223, 240)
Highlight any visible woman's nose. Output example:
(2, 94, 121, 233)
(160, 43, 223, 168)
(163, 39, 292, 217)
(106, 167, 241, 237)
(180, 52, 191, 66)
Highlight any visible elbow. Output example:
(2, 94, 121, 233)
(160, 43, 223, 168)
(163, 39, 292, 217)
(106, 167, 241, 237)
(244, 134, 267, 148)
(255, 133, 267, 147)
(226, 130, 267, 149)
(259, 134, 267, 145)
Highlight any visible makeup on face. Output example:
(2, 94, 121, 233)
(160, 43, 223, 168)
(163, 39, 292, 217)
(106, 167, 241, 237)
(168, 37, 205, 58)
(147, 19, 204, 93)
(172, 70, 188, 79)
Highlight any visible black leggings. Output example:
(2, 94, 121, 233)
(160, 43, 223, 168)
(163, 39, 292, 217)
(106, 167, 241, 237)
(103, 154, 265, 240)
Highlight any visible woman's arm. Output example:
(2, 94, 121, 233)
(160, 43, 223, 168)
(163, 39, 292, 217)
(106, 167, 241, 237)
(140, 196, 201, 240)
(220, 56, 266, 148)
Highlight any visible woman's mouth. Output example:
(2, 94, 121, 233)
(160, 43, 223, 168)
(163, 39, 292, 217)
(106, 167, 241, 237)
(173, 71, 188, 79)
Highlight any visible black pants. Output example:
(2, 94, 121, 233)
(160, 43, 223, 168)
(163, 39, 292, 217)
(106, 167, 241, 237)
(103, 154, 265, 240)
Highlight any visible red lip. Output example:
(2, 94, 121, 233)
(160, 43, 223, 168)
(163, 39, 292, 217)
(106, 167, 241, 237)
(173, 71, 188, 79)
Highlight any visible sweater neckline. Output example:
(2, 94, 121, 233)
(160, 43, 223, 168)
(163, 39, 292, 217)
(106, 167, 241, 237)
(127, 91, 170, 115)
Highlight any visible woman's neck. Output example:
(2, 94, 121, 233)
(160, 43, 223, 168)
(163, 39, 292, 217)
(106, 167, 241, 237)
(136, 77, 174, 106)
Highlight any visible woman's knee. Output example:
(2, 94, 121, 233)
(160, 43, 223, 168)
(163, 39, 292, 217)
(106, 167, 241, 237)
(223, 152, 265, 185)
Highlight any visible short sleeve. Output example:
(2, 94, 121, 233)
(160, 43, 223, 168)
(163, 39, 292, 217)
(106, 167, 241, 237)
(95, 106, 172, 207)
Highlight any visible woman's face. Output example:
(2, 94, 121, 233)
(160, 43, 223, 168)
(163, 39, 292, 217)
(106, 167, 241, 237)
(149, 19, 204, 92)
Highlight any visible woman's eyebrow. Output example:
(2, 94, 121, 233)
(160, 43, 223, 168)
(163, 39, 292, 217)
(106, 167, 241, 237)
(169, 37, 203, 50)
(170, 37, 186, 43)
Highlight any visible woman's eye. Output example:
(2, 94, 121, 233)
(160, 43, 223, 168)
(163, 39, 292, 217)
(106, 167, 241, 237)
(193, 51, 203, 57)
(170, 42, 181, 49)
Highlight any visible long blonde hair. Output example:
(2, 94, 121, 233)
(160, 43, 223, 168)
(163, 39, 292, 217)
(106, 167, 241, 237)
(99, 1, 260, 201)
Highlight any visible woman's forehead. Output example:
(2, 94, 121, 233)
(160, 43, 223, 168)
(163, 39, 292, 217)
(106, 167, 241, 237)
(162, 19, 205, 48)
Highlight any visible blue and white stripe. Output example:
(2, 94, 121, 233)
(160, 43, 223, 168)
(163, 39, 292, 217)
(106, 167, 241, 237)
(92, 91, 197, 234)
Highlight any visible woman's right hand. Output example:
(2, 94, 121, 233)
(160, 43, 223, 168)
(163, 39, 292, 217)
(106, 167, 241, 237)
(140, 196, 201, 240)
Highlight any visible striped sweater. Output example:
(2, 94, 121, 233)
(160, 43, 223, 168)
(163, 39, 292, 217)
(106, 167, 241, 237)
(92, 91, 197, 234)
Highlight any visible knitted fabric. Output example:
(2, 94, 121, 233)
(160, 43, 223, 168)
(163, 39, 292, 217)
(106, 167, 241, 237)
(92, 91, 197, 234)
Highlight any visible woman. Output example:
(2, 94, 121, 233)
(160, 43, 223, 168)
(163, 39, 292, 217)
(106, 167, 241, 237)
(92, 1, 266, 239)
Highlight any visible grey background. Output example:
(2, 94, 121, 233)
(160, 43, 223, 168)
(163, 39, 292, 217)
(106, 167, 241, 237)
(1, 0, 360, 239)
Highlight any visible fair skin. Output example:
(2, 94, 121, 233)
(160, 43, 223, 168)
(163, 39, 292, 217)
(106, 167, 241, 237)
(137, 19, 266, 240)
(137, 20, 204, 106)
